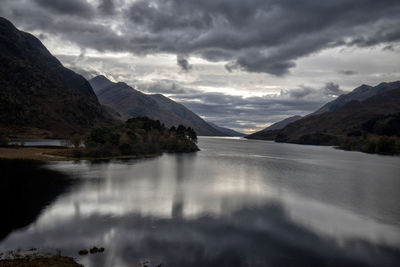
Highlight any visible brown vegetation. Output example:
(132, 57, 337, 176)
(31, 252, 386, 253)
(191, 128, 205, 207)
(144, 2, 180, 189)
(0, 147, 68, 161)
(0, 255, 82, 267)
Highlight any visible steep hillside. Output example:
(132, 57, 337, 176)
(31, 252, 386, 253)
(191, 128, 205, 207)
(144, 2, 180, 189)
(149, 94, 225, 136)
(0, 17, 111, 137)
(314, 81, 400, 114)
(279, 84, 400, 154)
(264, 116, 303, 131)
(88, 75, 113, 93)
(247, 81, 400, 154)
(207, 122, 245, 137)
(247, 115, 302, 140)
(278, 83, 400, 141)
(89, 76, 225, 136)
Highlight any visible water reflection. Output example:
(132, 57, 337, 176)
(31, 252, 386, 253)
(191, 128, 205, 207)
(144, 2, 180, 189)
(1, 137, 400, 266)
(2, 202, 400, 267)
(9, 139, 65, 146)
(0, 159, 74, 239)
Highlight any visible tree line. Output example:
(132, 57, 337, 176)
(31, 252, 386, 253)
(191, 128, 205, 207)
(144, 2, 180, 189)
(65, 117, 199, 158)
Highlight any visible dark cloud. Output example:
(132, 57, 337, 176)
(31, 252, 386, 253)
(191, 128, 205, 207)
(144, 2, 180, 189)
(127, 0, 212, 33)
(224, 51, 296, 76)
(33, 0, 94, 18)
(138, 80, 192, 95)
(284, 87, 315, 99)
(98, 0, 116, 15)
(338, 70, 358, 76)
(2, 0, 400, 75)
(177, 55, 192, 72)
(323, 82, 346, 96)
(347, 25, 400, 47)
(200, 49, 234, 62)
(280, 83, 344, 100)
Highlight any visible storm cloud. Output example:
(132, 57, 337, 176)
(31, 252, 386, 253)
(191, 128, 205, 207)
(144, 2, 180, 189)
(98, 0, 116, 15)
(33, 0, 95, 18)
(1, 0, 400, 75)
(177, 55, 193, 72)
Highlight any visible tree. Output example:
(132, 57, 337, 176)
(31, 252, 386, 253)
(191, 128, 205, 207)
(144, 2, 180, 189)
(68, 117, 199, 158)
(176, 125, 186, 139)
(70, 134, 82, 148)
(186, 127, 197, 143)
(0, 133, 9, 147)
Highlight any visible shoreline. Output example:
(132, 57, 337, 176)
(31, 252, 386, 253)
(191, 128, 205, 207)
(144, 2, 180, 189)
(0, 255, 82, 267)
(245, 137, 400, 156)
(0, 249, 82, 267)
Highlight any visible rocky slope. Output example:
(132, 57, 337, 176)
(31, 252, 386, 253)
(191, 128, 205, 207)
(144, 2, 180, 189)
(89, 75, 225, 136)
(247, 81, 400, 154)
(0, 17, 113, 137)
(247, 115, 302, 140)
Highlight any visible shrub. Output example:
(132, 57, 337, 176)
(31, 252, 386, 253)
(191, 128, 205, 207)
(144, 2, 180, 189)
(0, 134, 9, 147)
(70, 134, 82, 148)
(118, 143, 132, 155)
(72, 149, 83, 158)
(376, 136, 397, 155)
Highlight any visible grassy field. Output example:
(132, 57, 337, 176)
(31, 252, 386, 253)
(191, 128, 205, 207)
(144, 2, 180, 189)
(0, 147, 69, 161)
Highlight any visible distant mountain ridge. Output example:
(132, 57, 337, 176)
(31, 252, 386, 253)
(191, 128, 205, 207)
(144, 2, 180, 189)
(247, 81, 400, 154)
(247, 115, 302, 140)
(0, 17, 112, 137)
(264, 116, 302, 131)
(278, 82, 400, 140)
(207, 122, 245, 137)
(314, 81, 400, 114)
(89, 76, 226, 136)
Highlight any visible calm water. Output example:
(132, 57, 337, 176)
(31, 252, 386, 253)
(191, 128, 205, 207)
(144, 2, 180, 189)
(1, 137, 400, 266)
(9, 139, 65, 146)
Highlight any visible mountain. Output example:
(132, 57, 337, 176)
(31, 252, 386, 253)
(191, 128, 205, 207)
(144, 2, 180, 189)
(207, 122, 245, 137)
(278, 83, 400, 141)
(89, 76, 225, 136)
(246, 115, 302, 140)
(88, 74, 113, 92)
(249, 81, 400, 154)
(0, 17, 113, 137)
(246, 81, 400, 154)
(148, 94, 225, 136)
(314, 81, 400, 114)
(264, 115, 303, 131)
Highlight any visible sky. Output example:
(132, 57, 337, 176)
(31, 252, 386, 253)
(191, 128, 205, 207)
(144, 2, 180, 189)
(1, 0, 400, 133)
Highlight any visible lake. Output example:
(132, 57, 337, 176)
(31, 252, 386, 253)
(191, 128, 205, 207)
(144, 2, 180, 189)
(9, 139, 66, 147)
(1, 137, 400, 266)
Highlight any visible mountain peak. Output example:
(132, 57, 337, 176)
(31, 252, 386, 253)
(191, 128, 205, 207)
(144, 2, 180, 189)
(0, 17, 18, 33)
(353, 84, 372, 93)
(314, 81, 400, 115)
(90, 75, 111, 83)
(90, 78, 226, 136)
(0, 17, 110, 136)
(89, 75, 114, 92)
